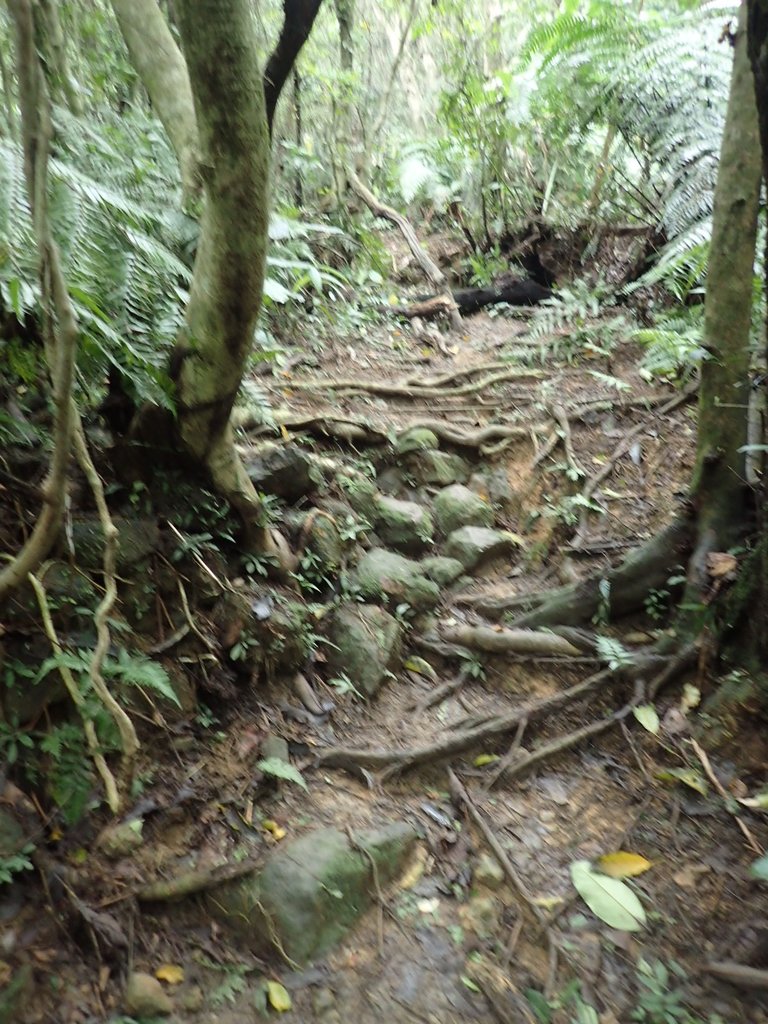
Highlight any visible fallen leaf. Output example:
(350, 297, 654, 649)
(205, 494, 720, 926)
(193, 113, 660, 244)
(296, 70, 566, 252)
(707, 552, 737, 578)
(673, 863, 710, 888)
(633, 704, 660, 735)
(571, 859, 646, 932)
(417, 897, 440, 915)
(750, 854, 768, 881)
(680, 684, 701, 714)
(596, 852, 652, 879)
(155, 964, 184, 985)
(656, 767, 708, 796)
(403, 656, 437, 681)
(474, 754, 500, 768)
(532, 895, 563, 909)
(399, 845, 428, 890)
(739, 790, 768, 811)
(266, 980, 292, 1012)
(256, 758, 308, 791)
(262, 819, 287, 840)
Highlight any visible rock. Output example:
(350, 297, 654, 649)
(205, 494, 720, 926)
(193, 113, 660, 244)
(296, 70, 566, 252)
(395, 426, 439, 454)
(373, 495, 434, 553)
(261, 734, 290, 763)
(71, 515, 160, 573)
(433, 484, 494, 535)
(356, 548, 440, 611)
(376, 467, 405, 495)
(474, 853, 505, 892)
(340, 472, 379, 520)
(402, 449, 469, 486)
(207, 824, 418, 963)
(444, 527, 519, 571)
(212, 589, 314, 676)
(246, 443, 318, 502)
(486, 467, 518, 514)
(304, 513, 344, 573)
(325, 604, 403, 698)
(124, 972, 173, 1017)
(96, 819, 144, 859)
(419, 556, 465, 586)
(0, 962, 32, 1024)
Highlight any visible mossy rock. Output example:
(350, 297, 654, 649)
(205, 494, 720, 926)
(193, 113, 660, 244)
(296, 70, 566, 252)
(325, 604, 403, 697)
(207, 823, 418, 963)
(212, 589, 313, 676)
(402, 449, 469, 486)
(395, 426, 439, 454)
(245, 443, 319, 502)
(355, 548, 440, 610)
(420, 555, 465, 586)
(434, 484, 494, 535)
(373, 495, 434, 553)
(70, 515, 160, 573)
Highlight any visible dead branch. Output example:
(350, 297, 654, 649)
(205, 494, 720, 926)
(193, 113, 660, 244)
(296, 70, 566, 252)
(348, 171, 463, 330)
(704, 962, 768, 990)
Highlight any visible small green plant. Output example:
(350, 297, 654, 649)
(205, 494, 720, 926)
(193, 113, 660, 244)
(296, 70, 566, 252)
(326, 672, 362, 699)
(525, 978, 598, 1023)
(631, 958, 718, 1024)
(545, 493, 605, 527)
(0, 717, 35, 765)
(337, 514, 370, 544)
(464, 245, 508, 287)
(0, 842, 35, 885)
(457, 650, 486, 682)
(595, 634, 634, 671)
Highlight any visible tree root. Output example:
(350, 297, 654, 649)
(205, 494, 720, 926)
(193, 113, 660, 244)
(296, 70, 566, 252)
(474, 511, 695, 627)
(137, 853, 264, 902)
(438, 624, 584, 658)
(285, 365, 543, 400)
(314, 666, 617, 778)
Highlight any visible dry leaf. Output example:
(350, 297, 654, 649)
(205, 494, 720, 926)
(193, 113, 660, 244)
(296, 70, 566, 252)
(155, 963, 184, 985)
(707, 552, 737, 578)
(673, 864, 710, 889)
(596, 851, 652, 879)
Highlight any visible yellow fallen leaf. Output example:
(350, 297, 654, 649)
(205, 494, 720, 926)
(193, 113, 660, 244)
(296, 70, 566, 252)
(474, 754, 500, 768)
(707, 552, 737, 578)
(399, 845, 428, 890)
(266, 980, 292, 1012)
(596, 851, 652, 879)
(155, 963, 184, 985)
(656, 767, 708, 796)
(263, 819, 287, 841)
(532, 895, 564, 909)
(403, 657, 437, 681)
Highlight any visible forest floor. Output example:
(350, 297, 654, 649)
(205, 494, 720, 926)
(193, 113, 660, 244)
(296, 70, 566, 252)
(6, 237, 768, 1024)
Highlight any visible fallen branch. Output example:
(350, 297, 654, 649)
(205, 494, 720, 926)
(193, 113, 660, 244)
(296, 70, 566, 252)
(691, 738, 763, 855)
(704, 962, 768, 990)
(348, 171, 463, 330)
(137, 853, 263, 902)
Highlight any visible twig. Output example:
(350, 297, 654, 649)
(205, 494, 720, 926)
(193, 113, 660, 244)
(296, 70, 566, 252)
(690, 738, 763, 855)
(704, 962, 768, 990)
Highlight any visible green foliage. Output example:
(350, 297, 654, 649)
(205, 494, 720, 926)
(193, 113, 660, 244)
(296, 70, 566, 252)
(630, 959, 722, 1024)
(0, 842, 35, 885)
(632, 309, 708, 383)
(530, 279, 629, 362)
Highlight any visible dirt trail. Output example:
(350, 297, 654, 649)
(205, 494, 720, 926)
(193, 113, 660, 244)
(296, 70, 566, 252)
(8, 302, 768, 1024)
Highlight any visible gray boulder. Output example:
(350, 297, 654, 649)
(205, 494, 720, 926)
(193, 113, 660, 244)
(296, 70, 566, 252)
(444, 527, 519, 571)
(207, 824, 418, 963)
(356, 548, 440, 610)
(434, 484, 494, 535)
(325, 604, 403, 697)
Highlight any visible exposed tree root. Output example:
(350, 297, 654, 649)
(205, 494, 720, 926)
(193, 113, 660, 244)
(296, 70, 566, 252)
(314, 666, 619, 778)
(438, 624, 584, 658)
(474, 511, 695, 626)
(137, 853, 264, 902)
(285, 365, 543, 400)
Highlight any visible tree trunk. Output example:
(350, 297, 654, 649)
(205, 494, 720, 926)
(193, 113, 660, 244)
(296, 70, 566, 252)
(37, 0, 82, 114)
(110, 0, 200, 207)
(685, 1, 762, 609)
(168, 0, 283, 554)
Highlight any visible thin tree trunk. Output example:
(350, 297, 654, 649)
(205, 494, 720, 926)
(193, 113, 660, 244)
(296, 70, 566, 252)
(686, 1, 761, 603)
(37, 0, 82, 114)
(110, 0, 200, 206)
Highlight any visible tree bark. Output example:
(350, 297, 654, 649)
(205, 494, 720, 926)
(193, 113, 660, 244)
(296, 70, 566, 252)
(263, 0, 323, 135)
(110, 0, 200, 207)
(686, 2, 761, 603)
(170, 0, 291, 562)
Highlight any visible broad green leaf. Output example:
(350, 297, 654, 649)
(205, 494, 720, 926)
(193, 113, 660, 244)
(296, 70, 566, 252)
(596, 851, 652, 879)
(570, 859, 646, 931)
(257, 758, 308, 791)
(633, 704, 660, 735)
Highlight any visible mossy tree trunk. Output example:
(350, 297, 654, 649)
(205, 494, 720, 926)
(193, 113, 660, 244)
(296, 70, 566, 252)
(681, 1, 761, 620)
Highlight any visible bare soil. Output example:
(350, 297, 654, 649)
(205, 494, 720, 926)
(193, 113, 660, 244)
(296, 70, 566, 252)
(5, 248, 768, 1024)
